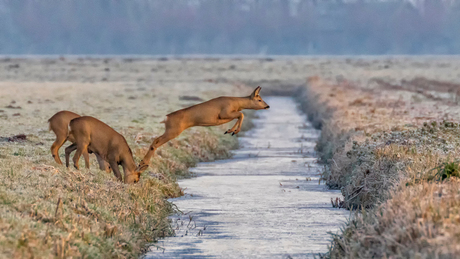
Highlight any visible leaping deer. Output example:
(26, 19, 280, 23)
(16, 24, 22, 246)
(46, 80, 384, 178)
(139, 86, 270, 169)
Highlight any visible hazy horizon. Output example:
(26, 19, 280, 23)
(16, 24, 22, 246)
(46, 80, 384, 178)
(1, 0, 459, 56)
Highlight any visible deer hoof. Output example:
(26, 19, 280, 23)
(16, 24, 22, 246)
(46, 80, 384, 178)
(232, 132, 235, 136)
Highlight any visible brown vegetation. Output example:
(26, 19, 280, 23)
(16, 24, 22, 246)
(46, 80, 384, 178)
(300, 76, 460, 258)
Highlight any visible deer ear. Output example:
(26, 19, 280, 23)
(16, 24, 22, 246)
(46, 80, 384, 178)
(250, 86, 262, 99)
(136, 164, 149, 173)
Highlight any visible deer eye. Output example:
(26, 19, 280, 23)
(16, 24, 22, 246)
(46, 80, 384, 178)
(258, 100, 262, 102)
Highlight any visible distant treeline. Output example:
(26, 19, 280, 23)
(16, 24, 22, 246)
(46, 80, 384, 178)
(1, 0, 459, 55)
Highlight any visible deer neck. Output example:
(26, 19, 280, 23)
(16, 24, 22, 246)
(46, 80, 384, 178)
(235, 96, 253, 110)
(121, 153, 137, 172)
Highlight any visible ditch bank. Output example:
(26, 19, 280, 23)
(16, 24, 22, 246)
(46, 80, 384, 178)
(299, 77, 460, 258)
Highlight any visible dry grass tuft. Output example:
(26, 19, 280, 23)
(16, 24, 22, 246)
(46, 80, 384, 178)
(329, 180, 460, 258)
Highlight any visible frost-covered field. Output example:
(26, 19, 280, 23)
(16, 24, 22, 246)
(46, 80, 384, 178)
(1, 56, 460, 257)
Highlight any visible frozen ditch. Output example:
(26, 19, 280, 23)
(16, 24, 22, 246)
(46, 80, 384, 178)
(146, 96, 348, 258)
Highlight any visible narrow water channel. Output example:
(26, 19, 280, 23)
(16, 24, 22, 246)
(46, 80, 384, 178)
(146, 97, 347, 258)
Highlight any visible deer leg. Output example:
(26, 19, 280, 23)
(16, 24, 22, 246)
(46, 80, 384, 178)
(109, 160, 123, 182)
(65, 143, 77, 168)
(66, 143, 100, 169)
(51, 134, 67, 164)
(232, 113, 245, 135)
(86, 145, 110, 172)
(95, 154, 111, 173)
(140, 127, 183, 167)
(225, 120, 239, 135)
(72, 138, 90, 170)
(72, 145, 84, 170)
(82, 146, 90, 169)
(222, 111, 244, 135)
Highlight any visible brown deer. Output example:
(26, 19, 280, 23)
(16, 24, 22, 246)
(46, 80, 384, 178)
(48, 111, 110, 172)
(139, 86, 269, 168)
(66, 116, 148, 183)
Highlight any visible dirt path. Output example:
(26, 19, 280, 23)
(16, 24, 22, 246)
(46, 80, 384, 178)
(146, 97, 347, 258)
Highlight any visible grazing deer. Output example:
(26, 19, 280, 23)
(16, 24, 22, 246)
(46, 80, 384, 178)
(139, 86, 269, 168)
(48, 111, 110, 172)
(66, 116, 148, 183)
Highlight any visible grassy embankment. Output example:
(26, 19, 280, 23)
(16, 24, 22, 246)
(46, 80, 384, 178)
(299, 76, 460, 258)
(0, 128, 236, 258)
(0, 58, 247, 258)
